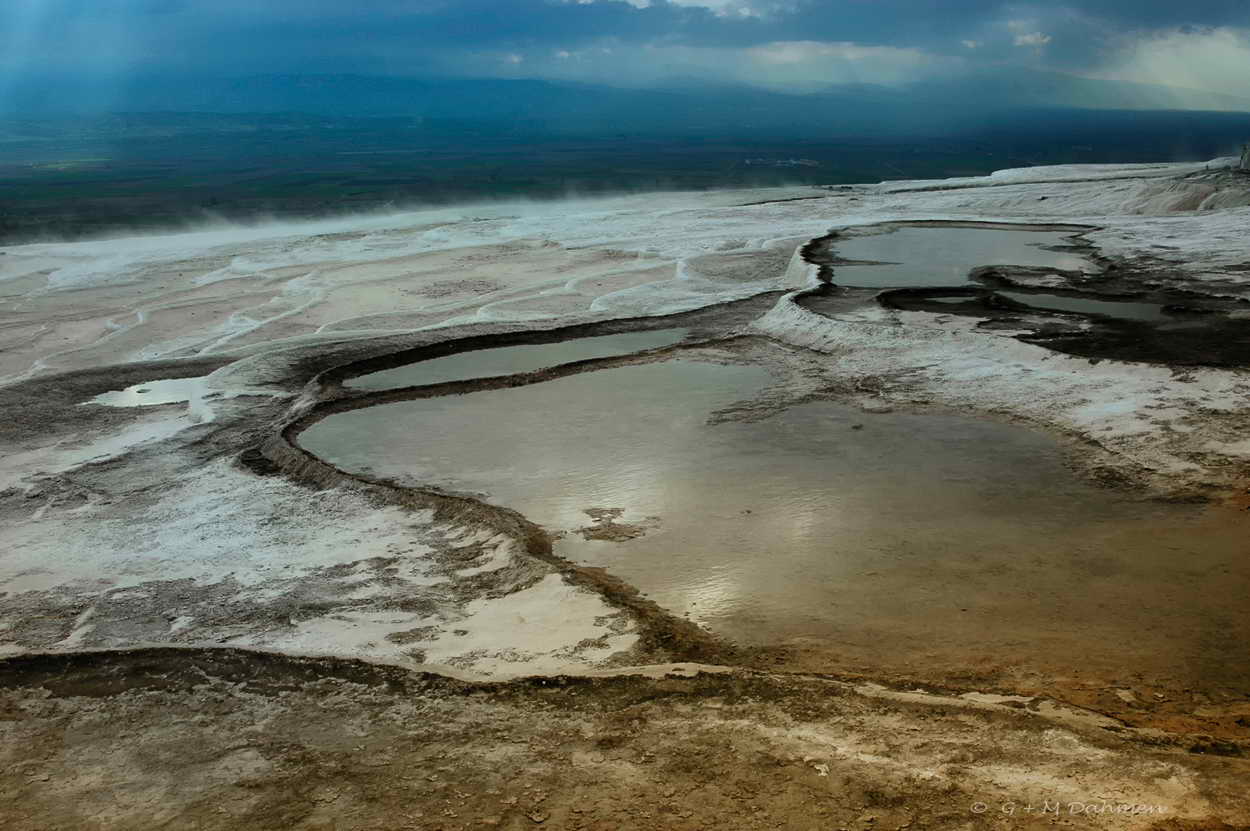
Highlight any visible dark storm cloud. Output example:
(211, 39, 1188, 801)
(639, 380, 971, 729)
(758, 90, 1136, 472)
(3, 0, 1250, 87)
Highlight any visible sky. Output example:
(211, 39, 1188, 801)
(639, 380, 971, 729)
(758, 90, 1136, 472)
(3, 0, 1250, 102)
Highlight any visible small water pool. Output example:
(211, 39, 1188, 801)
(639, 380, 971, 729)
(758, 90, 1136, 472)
(347, 329, 689, 390)
(831, 227, 1092, 287)
(87, 377, 211, 407)
(997, 291, 1173, 322)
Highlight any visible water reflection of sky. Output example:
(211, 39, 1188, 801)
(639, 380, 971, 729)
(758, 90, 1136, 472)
(998, 291, 1172, 322)
(349, 329, 688, 390)
(304, 349, 1249, 664)
(88, 377, 206, 408)
(303, 346, 1250, 689)
(833, 228, 1092, 287)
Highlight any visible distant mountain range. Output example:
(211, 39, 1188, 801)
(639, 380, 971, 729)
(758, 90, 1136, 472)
(5, 71, 1250, 137)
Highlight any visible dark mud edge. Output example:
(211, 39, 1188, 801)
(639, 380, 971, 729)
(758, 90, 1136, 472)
(5, 647, 1247, 760)
(0, 355, 234, 445)
(0, 646, 855, 704)
(874, 281, 1250, 369)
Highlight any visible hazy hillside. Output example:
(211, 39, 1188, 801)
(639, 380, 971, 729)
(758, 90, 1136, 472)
(3, 74, 1250, 243)
(7, 73, 1250, 136)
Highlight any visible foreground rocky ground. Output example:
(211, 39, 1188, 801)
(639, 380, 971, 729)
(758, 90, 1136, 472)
(1, 161, 1248, 828)
(3, 650, 1247, 831)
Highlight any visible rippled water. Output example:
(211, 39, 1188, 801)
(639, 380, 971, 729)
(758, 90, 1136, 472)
(832, 227, 1092, 287)
(302, 346, 1249, 686)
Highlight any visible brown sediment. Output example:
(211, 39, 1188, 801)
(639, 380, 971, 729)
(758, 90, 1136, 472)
(574, 508, 658, 542)
(748, 641, 1250, 743)
(2, 646, 1248, 831)
(0, 645, 1238, 753)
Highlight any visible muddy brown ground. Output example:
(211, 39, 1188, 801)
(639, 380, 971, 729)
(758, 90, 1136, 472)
(2, 650, 1248, 831)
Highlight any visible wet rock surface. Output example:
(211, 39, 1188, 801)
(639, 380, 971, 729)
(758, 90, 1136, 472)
(873, 283, 1250, 367)
(798, 220, 1250, 368)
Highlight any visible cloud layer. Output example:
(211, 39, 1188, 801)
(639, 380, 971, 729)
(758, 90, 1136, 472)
(2, 0, 1249, 105)
(1098, 27, 1250, 99)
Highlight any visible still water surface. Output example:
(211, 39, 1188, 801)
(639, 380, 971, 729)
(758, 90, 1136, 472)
(303, 346, 1249, 687)
(832, 227, 1091, 287)
(348, 329, 688, 390)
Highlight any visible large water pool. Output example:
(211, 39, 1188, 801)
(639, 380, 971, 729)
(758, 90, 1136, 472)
(301, 343, 1249, 688)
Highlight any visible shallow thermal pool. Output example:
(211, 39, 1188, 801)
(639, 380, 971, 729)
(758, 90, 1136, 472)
(900, 291, 1179, 323)
(302, 343, 1249, 687)
(997, 291, 1173, 322)
(348, 329, 689, 390)
(87, 377, 210, 407)
(831, 227, 1092, 287)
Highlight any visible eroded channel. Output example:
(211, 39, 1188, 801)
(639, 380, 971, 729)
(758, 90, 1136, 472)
(299, 339, 1250, 697)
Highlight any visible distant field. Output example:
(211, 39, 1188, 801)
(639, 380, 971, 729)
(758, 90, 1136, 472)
(2, 110, 1248, 243)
